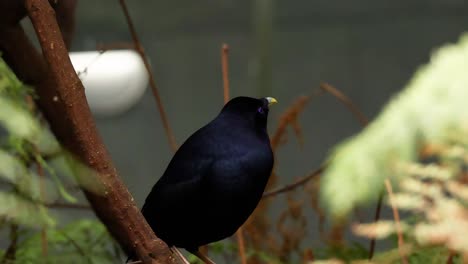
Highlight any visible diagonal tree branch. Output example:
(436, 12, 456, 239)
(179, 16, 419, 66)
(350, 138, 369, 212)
(0, 1, 175, 263)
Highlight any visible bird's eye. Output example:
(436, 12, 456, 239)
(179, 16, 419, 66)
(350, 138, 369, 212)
(257, 107, 264, 114)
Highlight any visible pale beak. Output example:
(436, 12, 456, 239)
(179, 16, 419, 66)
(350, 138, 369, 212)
(265, 97, 278, 106)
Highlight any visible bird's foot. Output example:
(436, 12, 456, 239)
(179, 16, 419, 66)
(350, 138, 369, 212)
(170, 246, 190, 264)
(189, 249, 216, 264)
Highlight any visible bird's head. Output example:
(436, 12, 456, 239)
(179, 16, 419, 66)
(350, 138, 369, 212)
(220, 96, 278, 130)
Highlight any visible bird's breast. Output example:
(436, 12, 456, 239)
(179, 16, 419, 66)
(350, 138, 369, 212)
(210, 147, 273, 198)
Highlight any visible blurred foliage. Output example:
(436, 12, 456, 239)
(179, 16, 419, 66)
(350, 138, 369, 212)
(312, 33, 468, 263)
(320, 32, 468, 219)
(6, 220, 121, 264)
(0, 56, 57, 229)
(0, 56, 118, 263)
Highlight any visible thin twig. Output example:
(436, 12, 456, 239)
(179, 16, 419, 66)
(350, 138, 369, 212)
(221, 42, 247, 264)
(221, 43, 230, 104)
(384, 179, 408, 264)
(170, 247, 190, 264)
(262, 165, 325, 198)
(264, 82, 369, 197)
(76, 50, 106, 79)
(236, 229, 247, 264)
(118, 0, 178, 152)
(36, 155, 48, 258)
(368, 192, 384, 260)
(320, 82, 369, 126)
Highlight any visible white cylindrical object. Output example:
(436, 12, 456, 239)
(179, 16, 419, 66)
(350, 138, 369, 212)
(69, 49, 149, 116)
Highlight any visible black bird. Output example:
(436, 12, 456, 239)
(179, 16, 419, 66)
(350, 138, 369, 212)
(139, 96, 277, 263)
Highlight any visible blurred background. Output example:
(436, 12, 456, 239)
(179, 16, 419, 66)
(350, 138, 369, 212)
(70, 0, 468, 206)
(8, 0, 468, 263)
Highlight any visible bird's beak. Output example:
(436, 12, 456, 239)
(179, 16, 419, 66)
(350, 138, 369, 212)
(265, 97, 278, 106)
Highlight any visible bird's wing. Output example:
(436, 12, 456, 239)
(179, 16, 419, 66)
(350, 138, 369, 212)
(142, 123, 218, 213)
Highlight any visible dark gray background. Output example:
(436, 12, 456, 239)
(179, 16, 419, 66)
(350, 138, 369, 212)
(60, 0, 468, 261)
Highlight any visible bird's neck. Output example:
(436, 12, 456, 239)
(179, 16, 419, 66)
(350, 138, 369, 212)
(217, 112, 268, 133)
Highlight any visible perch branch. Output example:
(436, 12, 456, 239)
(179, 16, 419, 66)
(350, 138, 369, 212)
(0, 0, 178, 263)
(118, 0, 178, 152)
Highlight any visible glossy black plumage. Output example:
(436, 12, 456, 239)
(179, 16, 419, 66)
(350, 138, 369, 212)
(141, 96, 275, 253)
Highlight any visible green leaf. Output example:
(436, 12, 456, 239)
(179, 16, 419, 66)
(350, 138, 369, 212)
(0, 97, 40, 142)
(0, 191, 55, 228)
(0, 149, 28, 184)
(61, 152, 105, 195)
(35, 154, 77, 203)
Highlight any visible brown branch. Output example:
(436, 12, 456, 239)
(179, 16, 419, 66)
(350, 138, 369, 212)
(236, 230, 247, 264)
(118, 0, 178, 152)
(222, 43, 230, 104)
(262, 165, 325, 198)
(0, 1, 178, 263)
(384, 179, 408, 264)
